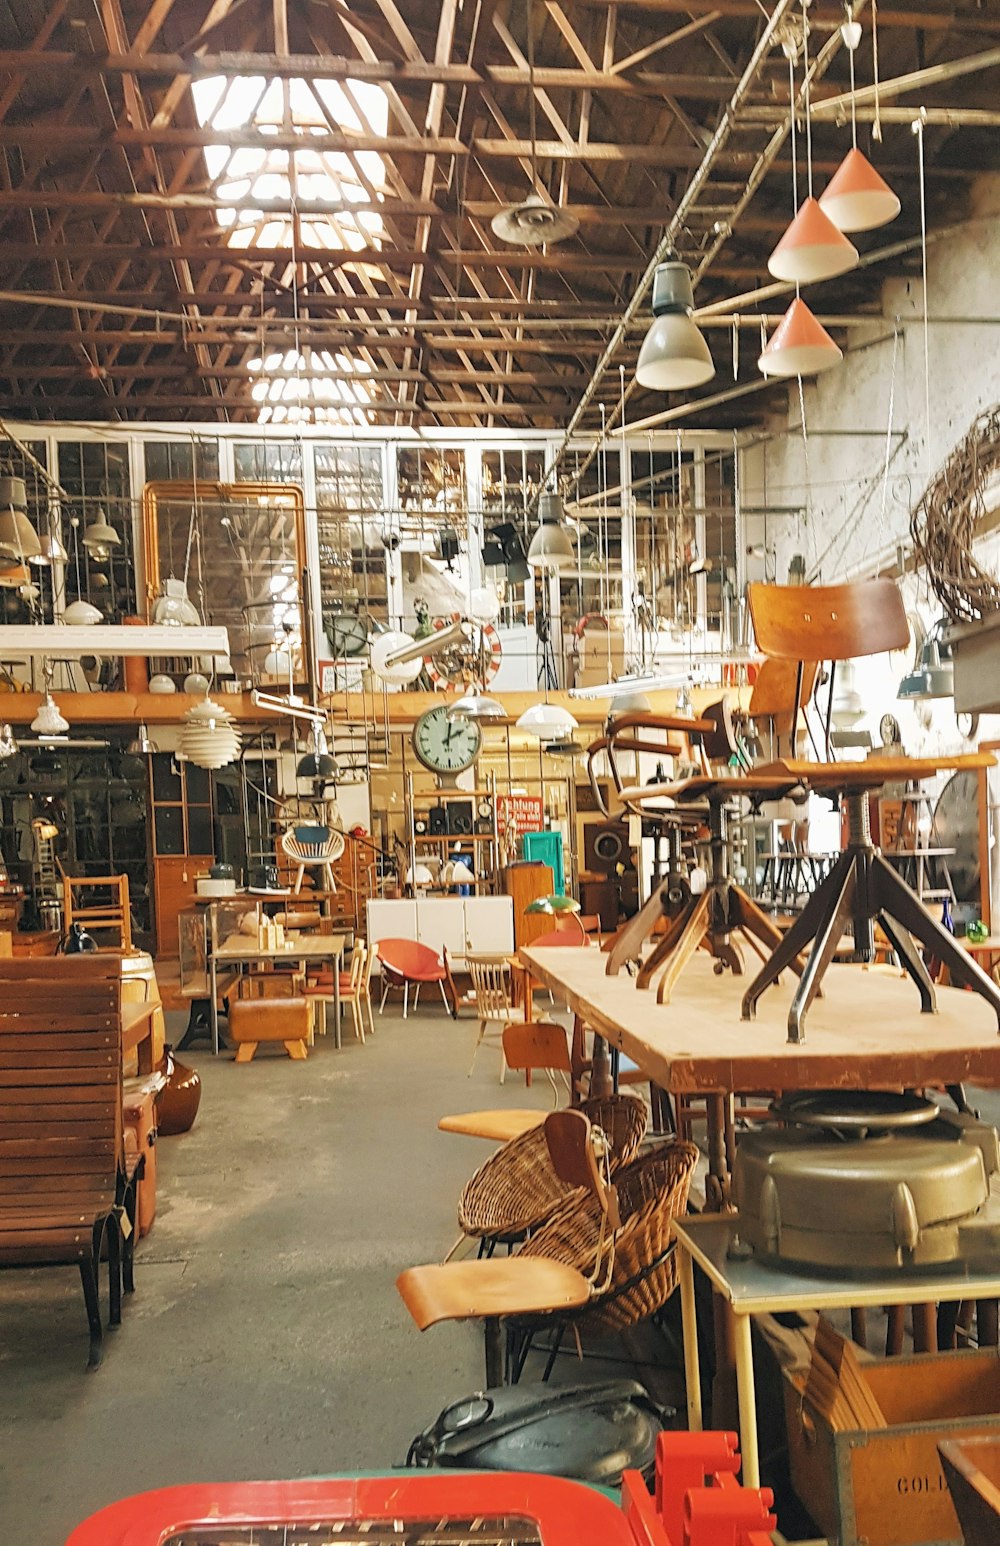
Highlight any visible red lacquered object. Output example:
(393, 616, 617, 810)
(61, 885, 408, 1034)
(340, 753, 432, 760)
(65, 1433, 776, 1546)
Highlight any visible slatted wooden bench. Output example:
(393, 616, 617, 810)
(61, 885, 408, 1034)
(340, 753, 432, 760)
(0, 955, 139, 1368)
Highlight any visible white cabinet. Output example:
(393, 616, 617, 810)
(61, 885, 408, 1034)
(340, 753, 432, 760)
(365, 896, 514, 972)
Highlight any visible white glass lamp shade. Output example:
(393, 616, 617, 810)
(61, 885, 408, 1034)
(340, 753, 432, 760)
(152, 577, 200, 627)
(263, 648, 294, 677)
(527, 521, 575, 572)
(767, 197, 859, 284)
(405, 863, 434, 887)
(31, 693, 69, 736)
(180, 697, 242, 769)
(148, 673, 177, 694)
(470, 585, 501, 624)
(820, 149, 901, 233)
(448, 691, 506, 721)
(516, 703, 578, 738)
(0, 508, 42, 561)
(635, 261, 714, 392)
(62, 599, 103, 625)
(0, 721, 18, 759)
(183, 672, 210, 695)
(609, 688, 653, 718)
(81, 510, 121, 555)
(449, 860, 476, 885)
(370, 630, 423, 684)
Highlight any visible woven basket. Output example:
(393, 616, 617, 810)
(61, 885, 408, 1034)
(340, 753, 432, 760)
(517, 1139, 699, 1334)
(457, 1094, 647, 1243)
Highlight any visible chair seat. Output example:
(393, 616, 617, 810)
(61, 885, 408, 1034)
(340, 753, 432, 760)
(438, 1110, 545, 1142)
(396, 1258, 590, 1330)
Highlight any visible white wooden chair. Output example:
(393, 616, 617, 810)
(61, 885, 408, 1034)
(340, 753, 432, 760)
(467, 955, 527, 1083)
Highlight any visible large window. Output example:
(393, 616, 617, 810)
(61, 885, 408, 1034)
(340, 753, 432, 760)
(315, 444, 386, 647)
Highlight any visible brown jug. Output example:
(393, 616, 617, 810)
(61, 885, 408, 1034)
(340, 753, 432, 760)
(155, 1045, 202, 1136)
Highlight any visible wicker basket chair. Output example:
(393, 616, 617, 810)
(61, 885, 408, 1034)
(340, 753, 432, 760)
(509, 1138, 699, 1378)
(457, 1093, 647, 1253)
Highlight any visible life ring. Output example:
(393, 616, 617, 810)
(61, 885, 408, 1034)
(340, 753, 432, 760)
(424, 612, 502, 690)
(574, 612, 609, 639)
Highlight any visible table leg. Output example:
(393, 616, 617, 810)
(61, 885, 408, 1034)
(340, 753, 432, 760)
(678, 1246, 703, 1433)
(589, 1034, 614, 1099)
(705, 1094, 729, 1207)
(210, 955, 219, 1055)
(733, 1312, 760, 1488)
(333, 951, 342, 1050)
(484, 1316, 503, 1387)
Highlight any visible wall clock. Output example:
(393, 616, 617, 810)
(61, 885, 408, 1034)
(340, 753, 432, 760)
(411, 703, 482, 777)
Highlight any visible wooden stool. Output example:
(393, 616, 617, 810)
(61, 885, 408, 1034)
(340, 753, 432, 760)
(229, 996, 311, 1062)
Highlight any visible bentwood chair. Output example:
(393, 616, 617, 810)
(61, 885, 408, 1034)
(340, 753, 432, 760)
(397, 1109, 622, 1385)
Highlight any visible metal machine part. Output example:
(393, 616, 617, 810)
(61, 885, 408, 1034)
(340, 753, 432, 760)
(734, 1091, 1000, 1273)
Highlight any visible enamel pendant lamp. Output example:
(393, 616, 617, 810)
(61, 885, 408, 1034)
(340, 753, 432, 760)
(448, 691, 506, 721)
(527, 491, 575, 571)
(767, 197, 858, 284)
(180, 695, 242, 769)
(0, 508, 41, 562)
(516, 702, 578, 738)
(821, 148, 900, 232)
(636, 261, 714, 391)
(31, 693, 69, 736)
(759, 298, 842, 378)
(81, 509, 120, 557)
(62, 599, 103, 624)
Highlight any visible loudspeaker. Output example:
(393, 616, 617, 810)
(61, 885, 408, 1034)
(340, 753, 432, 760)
(428, 804, 447, 835)
(446, 800, 473, 836)
(584, 820, 630, 875)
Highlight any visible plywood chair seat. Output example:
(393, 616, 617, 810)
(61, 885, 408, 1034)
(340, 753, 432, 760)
(398, 1257, 591, 1330)
(437, 1110, 545, 1143)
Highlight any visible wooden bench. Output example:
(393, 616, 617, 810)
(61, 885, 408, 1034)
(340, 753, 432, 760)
(0, 956, 141, 1368)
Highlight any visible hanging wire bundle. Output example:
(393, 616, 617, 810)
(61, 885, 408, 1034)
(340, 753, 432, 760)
(909, 403, 1000, 623)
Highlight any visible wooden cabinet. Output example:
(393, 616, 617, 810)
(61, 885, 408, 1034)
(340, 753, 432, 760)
(154, 856, 213, 957)
(503, 862, 555, 949)
(365, 897, 514, 970)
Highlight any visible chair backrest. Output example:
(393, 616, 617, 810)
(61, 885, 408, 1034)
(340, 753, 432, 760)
(361, 942, 376, 993)
(502, 1020, 572, 1076)
(376, 938, 441, 977)
(748, 580, 909, 663)
(348, 942, 366, 993)
(0, 956, 123, 1205)
(544, 1110, 621, 1232)
(749, 657, 819, 740)
(529, 928, 591, 949)
(468, 956, 512, 1018)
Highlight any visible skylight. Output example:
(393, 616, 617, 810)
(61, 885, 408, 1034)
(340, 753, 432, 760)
(247, 348, 377, 427)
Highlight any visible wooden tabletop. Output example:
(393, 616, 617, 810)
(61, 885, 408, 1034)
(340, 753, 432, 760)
(214, 934, 348, 962)
(620, 751, 996, 808)
(520, 943, 1000, 1095)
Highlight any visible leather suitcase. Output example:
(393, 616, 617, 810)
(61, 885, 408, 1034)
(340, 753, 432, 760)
(122, 1086, 157, 1237)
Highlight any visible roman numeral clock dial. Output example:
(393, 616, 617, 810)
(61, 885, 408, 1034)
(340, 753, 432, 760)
(411, 704, 483, 776)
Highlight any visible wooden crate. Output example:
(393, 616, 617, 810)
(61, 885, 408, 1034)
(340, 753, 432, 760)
(947, 614, 1000, 714)
(783, 1348, 1000, 1546)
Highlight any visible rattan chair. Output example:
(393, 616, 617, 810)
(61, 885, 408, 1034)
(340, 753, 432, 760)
(457, 1093, 647, 1253)
(509, 1138, 699, 1380)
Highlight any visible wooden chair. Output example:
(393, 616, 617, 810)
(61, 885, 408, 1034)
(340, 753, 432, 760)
(742, 581, 1000, 1040)
(748, 656, 819, 760)
(63, 874, 133, 953)
(279, 824, 345, 894)
(501, 1021, 573, 1103)
(467, 956, 528, 1082)
(0, 956, 137, 1367)
(304, 942, 367, 1044)
(397, 1110, 619, 1385)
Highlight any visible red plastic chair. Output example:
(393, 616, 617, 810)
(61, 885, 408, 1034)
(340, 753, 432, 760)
(376, 938, 456, 1019)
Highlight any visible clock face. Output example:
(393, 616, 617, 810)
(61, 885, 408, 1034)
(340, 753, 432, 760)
(880, 713, 902, 747)
(412, 704, 483, 774)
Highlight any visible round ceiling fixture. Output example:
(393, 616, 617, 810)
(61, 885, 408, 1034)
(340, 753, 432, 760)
(490, 196, 579, 247)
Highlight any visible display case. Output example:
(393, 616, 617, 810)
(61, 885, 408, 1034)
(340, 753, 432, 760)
(177, 898, 255, 999)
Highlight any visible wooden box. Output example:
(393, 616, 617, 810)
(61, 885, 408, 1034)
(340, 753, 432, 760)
(783, 1349, 1000, 1546)
(947, 614, 1000, 714)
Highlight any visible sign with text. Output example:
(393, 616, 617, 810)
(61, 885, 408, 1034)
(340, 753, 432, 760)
(496, 794, 544, 848)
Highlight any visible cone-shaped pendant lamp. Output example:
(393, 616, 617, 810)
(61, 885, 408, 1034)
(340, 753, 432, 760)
(820, 147, 900, 233)
(767, 197, 859, 284)
(758, 298, 842, 379)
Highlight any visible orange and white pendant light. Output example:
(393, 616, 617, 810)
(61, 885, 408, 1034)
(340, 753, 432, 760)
(767, 196, 859, 285)
(820, 146, 901, 233)
(758, 298, 843, 379)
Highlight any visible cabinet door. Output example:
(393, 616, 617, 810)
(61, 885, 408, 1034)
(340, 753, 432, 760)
(415, 898, 468, 962)
(366, 900, 417, 974)
(464, 896, 515, 956)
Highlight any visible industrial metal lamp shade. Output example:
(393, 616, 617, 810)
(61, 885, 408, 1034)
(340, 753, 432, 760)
(296, 724, 337, 779)
(758, 298, 843, 379)
(62, 599, 103, 625)
(0, 508, 42, 561)
(767, 197, 859, 284)
(152, 577, 200, 627)
(527, 492, 575, 571)
(820, 149, 901, 233)
(126, 723, 158, 756)
(897, 633, 955, 701)
(526, 893, 580, 916)
(448, 691, 506, 721)
(32, 530, 69, 566)
(81, 510, 121, 554)
(516, 702, 578, 737)
(636, 262, 714, 391)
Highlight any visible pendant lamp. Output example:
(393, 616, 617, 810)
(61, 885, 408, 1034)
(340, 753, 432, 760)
(527, 491, 575, 571)
(516, 702, 578, 738)
(296, 724, 337, 779)
(758, 298, 842, 379)
(448, 691, 506, 721)
(62, 599, 103, 625)
(820, 148, 900, 233)
(0, 722, 18, 760)
(31, 693, 69, 736)
(0, 561, 30, 589)
(152, 576, 200, 626)
(636, 261, 714, 391)
(0, 507, 42, 562)
(126, 723, 158, 756)
(767, 197, 859, 284)
(81, 509, 120, 557)
(819, 16, 900, 233)
(180, 696, 242, 769)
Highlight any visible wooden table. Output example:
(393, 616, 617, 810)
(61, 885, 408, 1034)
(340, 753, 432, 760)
(121, 1001, 158, 1075)
(520, 943, 1000, 1191)
(210, 934, 349, 1055)
(672, 1212, 1000, 1489)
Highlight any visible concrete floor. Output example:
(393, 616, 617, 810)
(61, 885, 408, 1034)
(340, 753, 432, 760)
(0, 1000, 652, 1544)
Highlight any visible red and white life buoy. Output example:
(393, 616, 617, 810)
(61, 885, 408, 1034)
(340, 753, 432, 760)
(424, 612, 502, 691)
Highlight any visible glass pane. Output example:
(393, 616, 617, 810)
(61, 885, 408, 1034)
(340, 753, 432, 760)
(57, 440, 136, 621)
(316, 443, 387, 643)
(144, 440, 220, 483)
(152, 754, 182, 803)
(154, 806, 184, 855)
(185, 763, 212, 806)
(232, 441, 303, 483)
(187, 805, 214, 855)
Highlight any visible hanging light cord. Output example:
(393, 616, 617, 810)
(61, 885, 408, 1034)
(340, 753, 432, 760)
(787, 51, 798, 217)
(802, 0, 813, 200)
(526, 0, 539, 196)
(848, 9, 858, 150)
(914, 112, 931, 483)
(871, 0, 883, 142)
(876, 327, 900, 551)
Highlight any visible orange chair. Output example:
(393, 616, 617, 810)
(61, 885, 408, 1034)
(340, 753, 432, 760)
(377, 938, 457, 1019)
(501, 1021, 573, 1104)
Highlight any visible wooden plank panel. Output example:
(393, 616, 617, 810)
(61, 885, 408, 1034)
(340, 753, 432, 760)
(0, 1013, 118, 1032)
(0, 958, 118, 982)
(0, 1173, 114, 1193)
(0, 1066, 117, 1086)
(0, 1085, 113, 1105)
(0, 1149, 118, 1169)
(0, 1034, 116, 1052)
(0, 1117, 117, 1137)
(0, 1048, 116, 1067)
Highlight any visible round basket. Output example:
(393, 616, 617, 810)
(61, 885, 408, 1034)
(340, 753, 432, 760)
(517, 1139, 699, 1334)
(457, 1094, 647, 1244)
